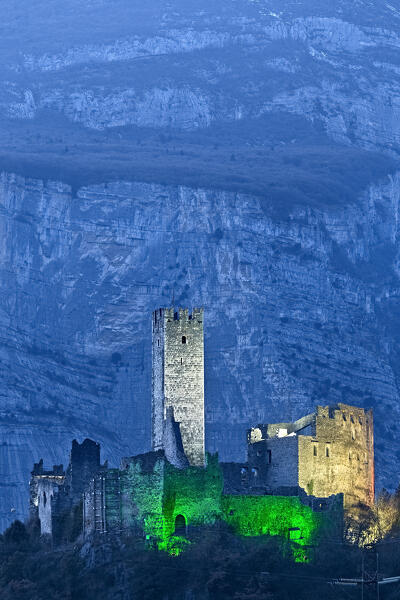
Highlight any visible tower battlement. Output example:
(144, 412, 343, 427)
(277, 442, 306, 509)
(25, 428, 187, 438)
(154, 307, 203, 323)
(152, 307, 205, 466)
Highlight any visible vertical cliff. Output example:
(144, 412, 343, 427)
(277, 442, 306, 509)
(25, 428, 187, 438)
(1, 171, 400, 528)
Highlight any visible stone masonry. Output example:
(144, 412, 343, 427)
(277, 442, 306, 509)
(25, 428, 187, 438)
(152, 308, 205, 466)
(247, 403, 374, 509)
(30, 439, 103, 536)
(29, 460, 65, 536)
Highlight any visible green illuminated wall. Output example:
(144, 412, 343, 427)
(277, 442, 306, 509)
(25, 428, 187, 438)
(161, 453, 223, 547)
(222, 495, 323, 560)
(100, 454, 337, 559)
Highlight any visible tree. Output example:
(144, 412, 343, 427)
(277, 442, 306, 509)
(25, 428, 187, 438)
(4, 521, 28, 546)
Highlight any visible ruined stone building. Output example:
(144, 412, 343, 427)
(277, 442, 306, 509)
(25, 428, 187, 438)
(247, 404, 374, 509)
(29, 307, 375, 555)
(30, 439, 106, 538)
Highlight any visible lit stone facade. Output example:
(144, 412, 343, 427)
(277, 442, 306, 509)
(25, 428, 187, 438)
(298, 404, 374, 508)
(29, 461, 65, 536)
(247, 403, 374, 509)
(152, 308, 205, 466)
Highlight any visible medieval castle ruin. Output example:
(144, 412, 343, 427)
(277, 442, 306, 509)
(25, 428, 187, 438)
(29, 308, 375, 553)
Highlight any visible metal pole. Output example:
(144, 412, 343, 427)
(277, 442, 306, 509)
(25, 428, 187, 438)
(376, 553, 379, 600)
(361, 552, 364, 600)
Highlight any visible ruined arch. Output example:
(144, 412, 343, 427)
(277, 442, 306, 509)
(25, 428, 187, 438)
(174, 514, 187, 535)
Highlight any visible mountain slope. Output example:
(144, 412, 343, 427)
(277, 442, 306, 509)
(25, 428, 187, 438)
(0, 0, 400, 529)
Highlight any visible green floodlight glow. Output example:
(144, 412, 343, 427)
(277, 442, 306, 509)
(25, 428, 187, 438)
(221, 495, 322, 562)
(103, 454, 333, 561)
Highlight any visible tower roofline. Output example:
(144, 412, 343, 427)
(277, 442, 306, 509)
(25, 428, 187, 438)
(153, 307, 203, 322)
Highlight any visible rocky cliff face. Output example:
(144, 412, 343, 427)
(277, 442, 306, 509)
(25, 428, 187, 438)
(1, 170, 400, 529)
(2, 4, 400, 152)
(0, 0, 400, 530)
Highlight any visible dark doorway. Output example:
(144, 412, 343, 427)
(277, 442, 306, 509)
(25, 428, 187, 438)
(174, 514, 187, 536)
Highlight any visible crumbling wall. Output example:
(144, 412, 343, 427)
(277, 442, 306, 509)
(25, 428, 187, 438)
(29, 459, 65, 536)
(34, 476, 65, 536)
(84, 452, 166, 539)
(65, 438, 101, 503)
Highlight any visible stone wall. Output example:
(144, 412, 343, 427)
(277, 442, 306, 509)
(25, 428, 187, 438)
(31, 439, 102, 537)
(247, 403, 374, 509)
(83, 450, 342, 559)
(30, 474, 65, 536)
(152, 308, 205, 466)
(298, 404, 374, 508)
(65, 439, 101, 503)
(152, 309, 166, 453)
(84, 451, 166, 539)
(262, 437, 299, 490)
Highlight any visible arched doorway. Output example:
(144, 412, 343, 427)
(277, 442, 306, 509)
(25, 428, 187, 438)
(174, 514, 187, 536)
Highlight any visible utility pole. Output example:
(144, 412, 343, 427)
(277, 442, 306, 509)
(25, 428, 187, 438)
(361, 545, 379, 600)
(333, 543, 400, 598)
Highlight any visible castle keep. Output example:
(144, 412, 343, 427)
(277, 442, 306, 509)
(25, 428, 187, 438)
(152, 308, 205, 466)
(29, 307, 375, 556)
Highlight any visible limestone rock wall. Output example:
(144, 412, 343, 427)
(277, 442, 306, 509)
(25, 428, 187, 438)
(1, 171, 400, 529)
(2, 3, 400, 157)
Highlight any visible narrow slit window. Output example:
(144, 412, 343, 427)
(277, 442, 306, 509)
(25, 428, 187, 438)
(326, 447, 330, 458)
(313, 446, 317, 457)
(180, 358, 183, 365)
(182, 336, 187, 344)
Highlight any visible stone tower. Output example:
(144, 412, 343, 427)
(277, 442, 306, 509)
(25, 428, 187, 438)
(152, 307, 205, 466)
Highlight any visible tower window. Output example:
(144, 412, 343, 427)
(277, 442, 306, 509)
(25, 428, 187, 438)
(158, 339, 160, 347)
(326, 447, 330, 458)
(180, 358, 183, 365)
(267, 450, 272, 464)
(182, 336, 186, 344)
(313, 446, 317, 457)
